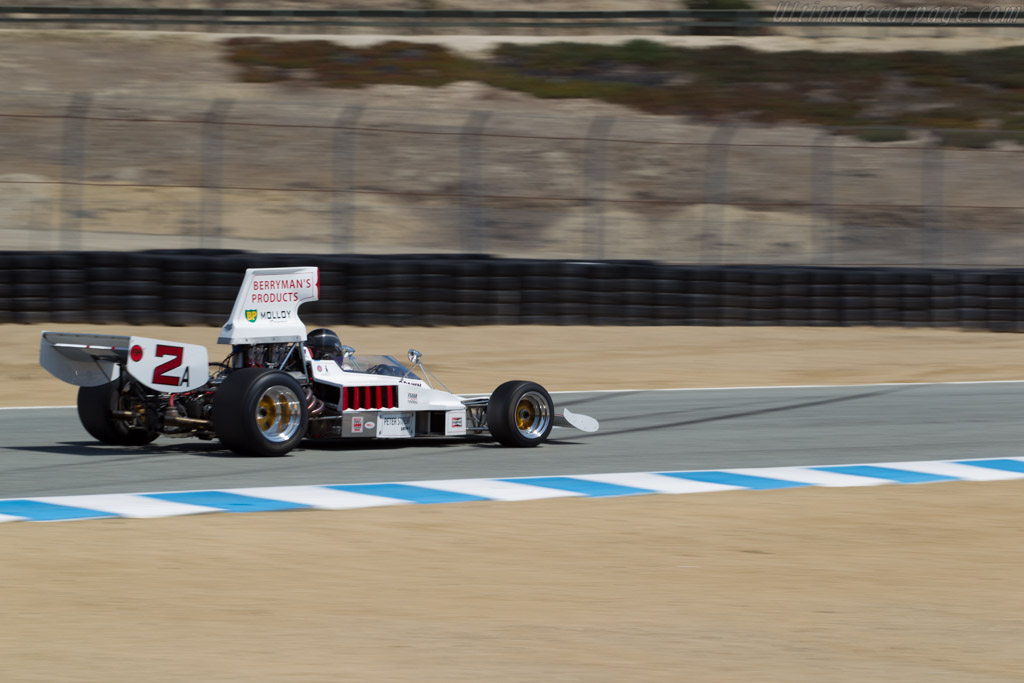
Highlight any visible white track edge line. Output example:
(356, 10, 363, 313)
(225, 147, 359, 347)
(0, 405, 76, 410)
(547, 379, 1024, 394)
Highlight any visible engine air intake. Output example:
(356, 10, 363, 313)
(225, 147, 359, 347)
(342, 385, 397, 411)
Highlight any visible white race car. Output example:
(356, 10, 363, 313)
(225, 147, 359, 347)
(40, 266, 598, 456)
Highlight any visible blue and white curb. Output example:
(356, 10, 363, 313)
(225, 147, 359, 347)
(2, 457, 1024, 523)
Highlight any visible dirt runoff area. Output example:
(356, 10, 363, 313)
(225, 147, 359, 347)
(4, 324, 1024, 682)
(16, 323, 1024, 406)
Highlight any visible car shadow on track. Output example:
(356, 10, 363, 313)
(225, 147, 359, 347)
(596, 386, 912, 438)
(7, 441, 240, 459)
(6, 433, 591, 460)
(301, 435, 589, 451)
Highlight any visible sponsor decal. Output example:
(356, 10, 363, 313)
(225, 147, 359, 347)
(451, 416, 463, 429)
(258, 310, 290, 322)
(130, 345, 143, 362)
(352, 416, 363, 434)
(251, 276, 314, 292)
(245, 309, 258, 323)
(251, 292, 298, 303)
(249, 276, 316, 304)
(364, 421, 375, 430)
(407, 392, 418, 404)
(379, 412, 414, 438)
(316, 364, 323, 373)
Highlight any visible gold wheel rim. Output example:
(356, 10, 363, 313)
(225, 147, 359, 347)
(513, 391, 550, 439)
(516, 398, 536, 431)
(255, 386, 302, 443)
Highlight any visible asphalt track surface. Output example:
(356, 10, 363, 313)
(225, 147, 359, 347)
(1, 382, 1022, 499)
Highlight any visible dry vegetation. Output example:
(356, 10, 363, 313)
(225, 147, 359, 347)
(225, 38, 1024, 144)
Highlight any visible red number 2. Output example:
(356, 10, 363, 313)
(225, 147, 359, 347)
(152, 345, 184, 386)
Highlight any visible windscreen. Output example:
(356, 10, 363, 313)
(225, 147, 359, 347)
(336, 355, 420, 380)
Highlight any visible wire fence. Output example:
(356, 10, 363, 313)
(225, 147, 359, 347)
(2, 91, 1023, 266)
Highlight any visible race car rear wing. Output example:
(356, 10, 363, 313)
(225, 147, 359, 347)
(39, 331, 128, 387)
(40, 331, 209, 392)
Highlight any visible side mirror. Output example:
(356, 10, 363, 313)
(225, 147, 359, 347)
(341, 345, 355, 360)
(408, 349, 422, 365)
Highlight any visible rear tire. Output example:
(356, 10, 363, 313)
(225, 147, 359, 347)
(487, 380, 554, 447)
(214, 368, 308, 457)
(77, 379, 159, 446)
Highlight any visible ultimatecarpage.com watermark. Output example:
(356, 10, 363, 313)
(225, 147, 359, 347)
(774, 2, 1022, 23)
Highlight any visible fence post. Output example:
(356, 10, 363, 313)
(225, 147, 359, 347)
(460, 110, 492, 254)
(332, 104, 364, 253)
(208, 0, 224, 32)
(701, 124, 738, 264)
(59, 92, 91, 251)
(922, 140, 945, 266)
(200, 98, 232, 249)
(812, 130, 836, 265)
(585, 115, 615, 261)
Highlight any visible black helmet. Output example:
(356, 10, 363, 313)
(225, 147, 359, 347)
(306, 328, 343, 361)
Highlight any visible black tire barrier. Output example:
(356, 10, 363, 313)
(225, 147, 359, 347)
(8, 250, 1024, 331)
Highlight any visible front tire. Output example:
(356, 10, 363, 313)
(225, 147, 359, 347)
(214, 368, 308, 457)
(487, 380, 554, 447)
(77, 379, 159, 446)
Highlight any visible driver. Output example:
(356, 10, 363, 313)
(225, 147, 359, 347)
(306, 328, 343, 361)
